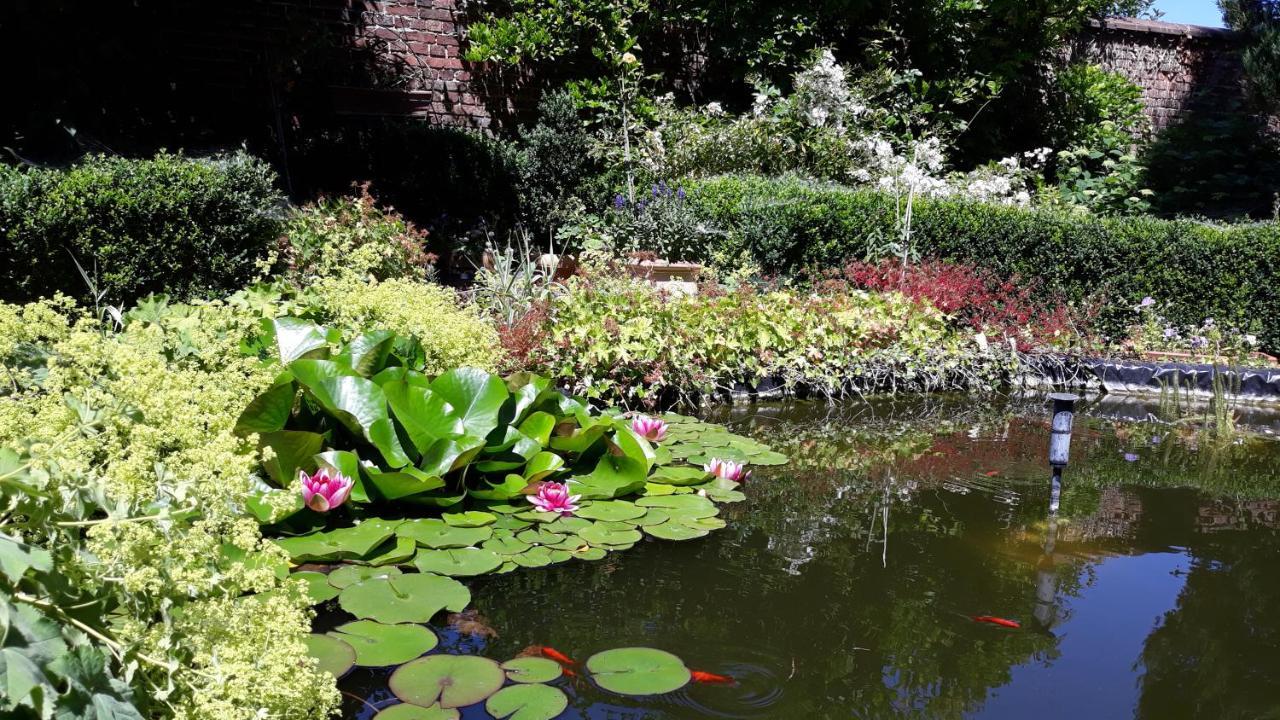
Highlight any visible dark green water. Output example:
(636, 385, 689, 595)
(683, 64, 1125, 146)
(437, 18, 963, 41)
(339, 395, 1280, 719)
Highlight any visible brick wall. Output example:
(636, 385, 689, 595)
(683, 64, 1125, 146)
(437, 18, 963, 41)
(1065, 17, 1247, 133)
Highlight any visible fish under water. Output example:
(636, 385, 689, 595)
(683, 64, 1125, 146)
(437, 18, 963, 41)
(445, 609, 499, 639)
(971, 615, 1021, 629)
(534, 646, 578, 666)
(690, 669, 736, 685)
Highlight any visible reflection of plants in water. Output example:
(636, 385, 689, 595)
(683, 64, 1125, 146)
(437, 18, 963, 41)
(1156, 364, 1242, 442)
(1099, 418, 1280, 499)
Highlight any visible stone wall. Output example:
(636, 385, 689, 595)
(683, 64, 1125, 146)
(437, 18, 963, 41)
(1066, 17, 1247, 133)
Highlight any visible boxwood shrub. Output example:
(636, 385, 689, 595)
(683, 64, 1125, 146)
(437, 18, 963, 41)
(689, 174, 1280, 351)
(0, 151, 284, 303)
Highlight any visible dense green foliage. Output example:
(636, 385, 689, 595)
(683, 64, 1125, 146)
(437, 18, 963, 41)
(0, 152, 283, 304)
(687, 174, 1280, 350)
(529, 276, 1014, 406)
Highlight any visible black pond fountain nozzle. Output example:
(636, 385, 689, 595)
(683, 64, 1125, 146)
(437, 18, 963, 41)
(1047, 393, 1079, 515)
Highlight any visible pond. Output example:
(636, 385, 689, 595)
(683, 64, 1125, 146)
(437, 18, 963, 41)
(334, 394, 1280, 719)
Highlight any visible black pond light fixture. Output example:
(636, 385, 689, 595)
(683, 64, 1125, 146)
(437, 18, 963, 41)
(1047, 393, 1079, 515)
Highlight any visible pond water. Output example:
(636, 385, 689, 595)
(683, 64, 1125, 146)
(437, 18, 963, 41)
(337, 394, 1280, 719)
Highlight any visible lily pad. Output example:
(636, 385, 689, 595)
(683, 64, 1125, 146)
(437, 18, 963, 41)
(327, 564, 402, 589)
(501, 656, 563, 684)
(573, 547, 608, 561)
(485, 684, 569, 720)
(397, 519, 493, 549)
(643, 522, 709, 541)
(510, 546, 555, 568)
(442, 511, 497, 528)
(751, 450, 789, 465)
(305, 633, 356, 678)
(636, 495, 718, 518)
(575, 501, 645, 521)
(627, 509, 670, 527)
(273, 519, 401, 562)
(361, 536, 419, 566)
(578, 523, 643, 547)
(413, 548, 503, 577)
(586, 647, 691, 696)
(648, 466, 712, 486)
(339, 572, 471, 624)
(389, 655, 506, 708)
(293, 571, 340, 604)
(330, 620, 438, 666)
(372, 704, 459, 720)
(483, 536, 533, 556)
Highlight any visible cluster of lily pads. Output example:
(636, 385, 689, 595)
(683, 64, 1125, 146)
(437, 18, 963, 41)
(234, 319, 785, 716)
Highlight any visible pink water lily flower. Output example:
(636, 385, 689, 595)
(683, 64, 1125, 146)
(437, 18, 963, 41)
(300, 468, 354, 512)
(528, 481, 581, 516)
(704, 457, 750, 483)
(631, 415, 669, 443)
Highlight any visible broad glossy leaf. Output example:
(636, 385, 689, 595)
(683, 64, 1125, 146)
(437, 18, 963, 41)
(330, 620, 438, 666)
(383, 382, 464, 454)
(429, 369, 510, 440)
(272, 520, 401, 562)
(517, 411, 556, 447)
(327, 565, 402, 589)
(389, 655, 505, 708)
(292, 571, 340, 603)
(575, 501, 645, 522)
(257, 430, 323, 486)
(413, 548, 502, 576)
(363, 466, 446, 502)
(419, 435, 486, 478)
(505, 373, 556, 423)
(305, 634, 356, 678)
(274, 317, 327, 363)
(522, 452, 564, 483)
(470, 474, 535, 501)
(233, 378, 296, 436)
(648, 466, 712, 486)
(549, 422, 608, 454)
(569, 454, 647, 499)
(338, 573, 471, 624)
(397, 519, 493, 548)
(501, 656, 563, 684)
(315, 449, 369, 503)
(291, 360, 411, 468)
(611, 425, 656, 473)
(360, 536, 418, 566)
(442, 511, 496, 528)
(340, 329, 395, 377)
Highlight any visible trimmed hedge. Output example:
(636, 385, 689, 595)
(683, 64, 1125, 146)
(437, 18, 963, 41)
(689, 174, 1280, 352)
(1, 151, 284, 303)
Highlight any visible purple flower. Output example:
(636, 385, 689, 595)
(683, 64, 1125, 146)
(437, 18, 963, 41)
(613, 194, 626, 210)
(1123, 452, 1139, 462)
(636, 200, 648, 212)
(676, 187, 686, 200)
(1191, 335, 1209, 349)
(1163, 327, 1179, 340)
(651, 184, 660, 198)
(1140, 296, 1155, 307)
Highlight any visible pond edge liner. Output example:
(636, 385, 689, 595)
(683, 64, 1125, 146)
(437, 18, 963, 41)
(1017, 355, 1280, 406)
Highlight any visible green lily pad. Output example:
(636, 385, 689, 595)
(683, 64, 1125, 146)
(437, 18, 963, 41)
(293, 571, 340, 604)
(501, 656, 563, 684)
(372, 704, 460, 720)
(398, 519, 493, 549)
(389, 655, 506, 708)
(644, 521, 709, 541)
(361, 535, 419, 566)
(578, 523, 643, 547)
(492, 515, 535, 532)
(648, 466, 712, 486)
(627, 509, 670, 527)
(442, 511, 497, 528)
(330, 620, 438, 666)
(573, 547, 608, 561)
(636, 495, 718, 518)
(483, 536, 533, 556)
(751, 450, 789, 465)
(642, 482, 679, 496)
(586, 647, 691, 696)
(327, 564, 402, 589)
(305, 633, 356, 678)
(485, 684, 569, 720)
(494, 561, 519, 574)
(543, 516, 593, 533)
(273, 519, 401, 562)
(339, 572, 471, 624)
(413, 548, 503, 577)
(510, 546, 555, 568)
(576, 501, 645, 521)
(514, 509, 562, 523)
(516, 527, 566, 546)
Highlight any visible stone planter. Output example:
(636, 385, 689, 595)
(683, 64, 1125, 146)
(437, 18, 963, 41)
(624, 260, 702, 295)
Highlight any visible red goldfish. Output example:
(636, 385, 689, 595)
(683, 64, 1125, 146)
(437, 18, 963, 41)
(690, 669, 735, 685)
(538, 646, 578, 666)
(972, 616, 1021, 629)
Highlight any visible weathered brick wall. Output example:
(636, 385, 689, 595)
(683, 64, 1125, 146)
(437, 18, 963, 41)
(1065, 17, 1246, 133)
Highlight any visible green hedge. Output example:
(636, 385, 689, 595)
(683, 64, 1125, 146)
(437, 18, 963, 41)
(0, 151, 284, 304)
(689, 174, 1280, 351)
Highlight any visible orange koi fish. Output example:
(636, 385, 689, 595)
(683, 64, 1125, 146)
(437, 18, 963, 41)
(982, 470, 1001, 477)
(972, 616, 1021, 629)
(690, 670, 735, 685)
(538, 646, 578, 666)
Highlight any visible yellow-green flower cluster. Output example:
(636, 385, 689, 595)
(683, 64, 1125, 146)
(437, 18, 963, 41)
(0, 297, 340, 720)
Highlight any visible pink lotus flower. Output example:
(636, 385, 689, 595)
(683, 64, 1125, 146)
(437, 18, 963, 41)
(631, 415, 669, 443)
(528, 482, 581, 516)
(300, 468, 354, 512)
(704, 457, 750, 483)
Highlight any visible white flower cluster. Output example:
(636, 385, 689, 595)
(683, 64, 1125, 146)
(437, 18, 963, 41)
(792, 49, 858, 129)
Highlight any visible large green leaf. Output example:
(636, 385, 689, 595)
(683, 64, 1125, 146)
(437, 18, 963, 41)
(291, 360, 411, 468)
(397, 519, 493, 549)
(233, 378, 296, 436)
(0, 534, 52, 584)
(383, 382, 464, 454)
(505, 373, 557, 423)
(548, 421, 608, 454)
(585, 647, 690, 696)
(611, 425, 656, 473)
(304, 634, 356, 678)
(257, 430, 323, 486)
(501, 657, 563, 684)
(273, 317, 328, 363)
(339, 330, 395, 377)
(517, 411, 557, 447)
(485, 683, 568, 720)
(364, 466, 446, 502)
(412, 548, 502, 576)
(329, 620, 438, 666)
(522, 452, 564, 483)
(389, 655, 505, 708)
(429, 369, 510, 440)
(470, 474, 533, 501)
(419, 435, 486, 477)
(569, 454, 648, 499)
(272, 520, 401, 562)
(338, 572, 471, 624)
(648, 465, 712, 487)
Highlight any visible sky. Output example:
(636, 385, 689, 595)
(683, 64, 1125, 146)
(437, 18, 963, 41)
(1150, 0, 1226, 26)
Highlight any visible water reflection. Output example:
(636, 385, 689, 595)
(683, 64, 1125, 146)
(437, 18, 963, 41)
(339, 394, 1280, 719)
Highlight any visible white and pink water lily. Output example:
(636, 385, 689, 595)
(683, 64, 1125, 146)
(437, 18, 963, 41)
(704, 457, 750, 483)
(631, 415, 669, 443)
(528, 481, 581, 516)
(300, 468, 354, 512)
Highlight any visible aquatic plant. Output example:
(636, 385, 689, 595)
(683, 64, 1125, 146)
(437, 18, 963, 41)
(528, 481, 581, 516)
(631, 415, 669, 442)
(301, 467, 355, 512)
(705, 457, 750, 483)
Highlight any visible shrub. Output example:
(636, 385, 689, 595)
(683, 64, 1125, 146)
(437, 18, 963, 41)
(0, 151, 284, 304)
(531, 276, 1011, 406)
(688, 174, 1280, 351)
(277, 186, 437, 284)
(514, 90, 603, 235)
